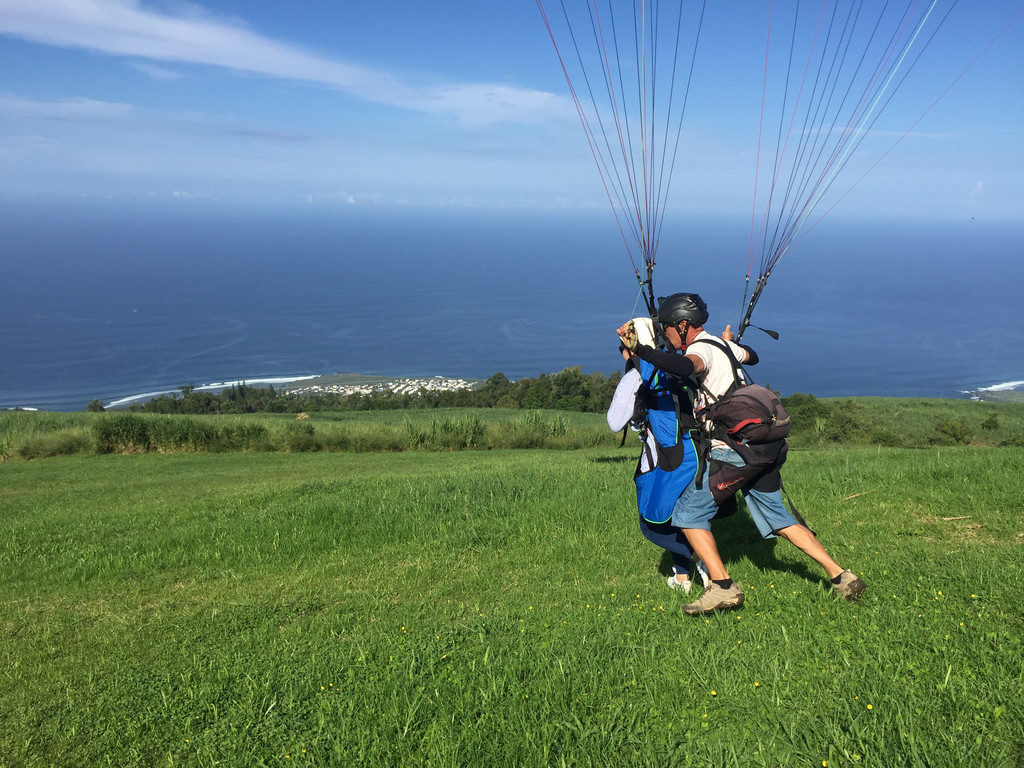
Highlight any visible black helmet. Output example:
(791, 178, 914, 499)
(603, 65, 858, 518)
(657, 293, 708, 327)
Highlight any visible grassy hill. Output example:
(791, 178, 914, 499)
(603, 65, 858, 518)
(1, 402, 1023, 766)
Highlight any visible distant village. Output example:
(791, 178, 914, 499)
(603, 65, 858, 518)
(283, 376, 477, 399)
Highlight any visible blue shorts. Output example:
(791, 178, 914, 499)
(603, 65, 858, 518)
(671, 446, 798, 538)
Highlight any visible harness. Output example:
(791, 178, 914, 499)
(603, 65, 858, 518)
(634, 365, 698, 464)
(629, 359, 702, 524)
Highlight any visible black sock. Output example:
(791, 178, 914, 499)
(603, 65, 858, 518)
(712, 579, 733, 589)
(831, 573, 844, 585)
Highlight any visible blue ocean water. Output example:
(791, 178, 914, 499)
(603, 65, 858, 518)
(2, 201, 1022, 411)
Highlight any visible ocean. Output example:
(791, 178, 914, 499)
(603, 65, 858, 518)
(2, 201, 1022, 411)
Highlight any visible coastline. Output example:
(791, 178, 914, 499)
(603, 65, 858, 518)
(6, 373, 1024, 413)
(100, 373, 1024, 410)
(103, 375, 321, 410)
(101, 373, 481, 411)
(966, 389, 1024, 404)
(966, 380, 1024, 403)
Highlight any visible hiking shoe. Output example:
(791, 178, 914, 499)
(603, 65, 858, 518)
(667, 574, 694, 594)
(832, 570, 866, 601)
(683, 582, 745, 615)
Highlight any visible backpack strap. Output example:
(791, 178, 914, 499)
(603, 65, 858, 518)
(685, 337, 749, 402)
(633, 366, 700, 470)
(685, 337, 757, 469)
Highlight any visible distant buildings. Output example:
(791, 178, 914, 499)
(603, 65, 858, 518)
(284, 376, 475, 399)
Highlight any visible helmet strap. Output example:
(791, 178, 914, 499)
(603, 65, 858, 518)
(678, 319, 691, 349)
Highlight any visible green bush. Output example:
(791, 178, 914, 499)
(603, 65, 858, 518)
(16, 432, 92, 460)
(781, 392, 831, 425)
(491, 411, 577, 449)
(433, 416, 485, 450)
(215, 422, 272, 452)
(285, 421, 322, 452)
(497, 423, 546, 449)
(349, 431, 407, 453)
(147, 417, 217, 452)
(933, 419, 973, 445)
(93, 415, 152, 453)
(824, 401, 870, 442)
(546, 414, 570, 437)
(403, 418, 429, 450)
(403, 416, 485, 451)
(318, 430, 354, 452)
(783, 394, 872, 445)
(869, 427, 904, 447)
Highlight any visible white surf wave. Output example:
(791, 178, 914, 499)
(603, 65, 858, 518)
(976, 380, 1024, 392)
(105, 375, 318, 408)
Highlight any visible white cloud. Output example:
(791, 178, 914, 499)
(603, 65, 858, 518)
(129, 61, 184, 80)
(0, 94, 134, 120)
(410, 84, 567, 126)
(0, 0, 568, 125)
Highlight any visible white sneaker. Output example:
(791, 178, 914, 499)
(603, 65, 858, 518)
(667, 574, 694, 594)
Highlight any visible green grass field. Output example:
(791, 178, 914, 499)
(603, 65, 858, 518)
(2, 406, 1023, 766)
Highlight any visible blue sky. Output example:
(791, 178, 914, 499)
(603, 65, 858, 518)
(1, 0, 1022, 218)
